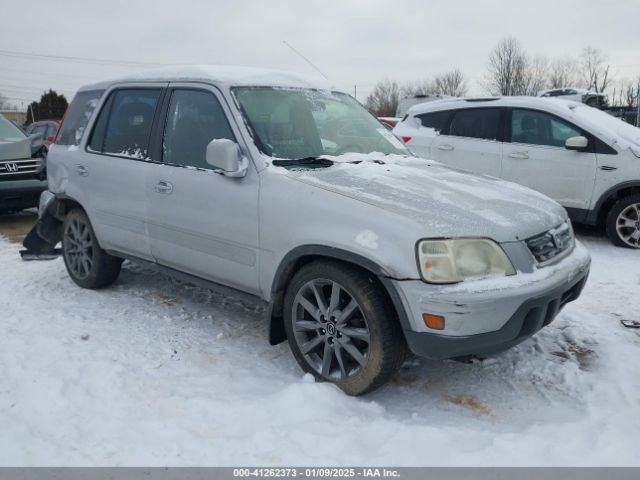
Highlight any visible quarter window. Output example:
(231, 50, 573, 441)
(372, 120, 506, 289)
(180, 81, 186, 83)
(449, 108, 501, 141)
(56, 90, 104, 146)
(162, 89, 235, 169)
(89, 89, 161, 158)
(415, 110, 451, 134)
(511, 109, 582, 147)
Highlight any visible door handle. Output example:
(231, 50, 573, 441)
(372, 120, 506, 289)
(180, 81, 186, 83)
(437, 144, 454, 151)
(75, 164, 88, 176)
(508, 152, 529, 159)
(155, 180, 173, 194)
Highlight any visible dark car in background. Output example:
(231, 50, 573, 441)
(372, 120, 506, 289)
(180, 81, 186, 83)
(0, 114, 47, 214)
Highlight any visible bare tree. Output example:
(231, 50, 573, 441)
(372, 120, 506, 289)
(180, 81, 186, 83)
(580, 46, 612, 93)
(433, 69, 468, 96)
(364, 79, 401, 117)
(485, 37, 529, 96)
(522, 55, 550, 95)
(401, 79, 436, 97)
(0, 92, 11, 110)
(548, 58, 581, 88)
(624, 79, 639, 108)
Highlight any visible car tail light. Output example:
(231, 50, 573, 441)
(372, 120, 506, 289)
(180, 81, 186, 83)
(401, 136, 412, 143)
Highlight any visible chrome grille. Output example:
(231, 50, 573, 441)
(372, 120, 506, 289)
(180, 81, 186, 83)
(526, 222, 574, 266)
(0, 159, 42, 179)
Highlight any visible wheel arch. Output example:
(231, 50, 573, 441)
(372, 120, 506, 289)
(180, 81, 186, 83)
(590, 181, 640, 226)
(23, 193, 90, 252)
(267, 245, 411, 345)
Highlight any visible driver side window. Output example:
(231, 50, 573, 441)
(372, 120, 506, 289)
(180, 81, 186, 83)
(163, 89, 235, 169)
(511, 109, 581, 148)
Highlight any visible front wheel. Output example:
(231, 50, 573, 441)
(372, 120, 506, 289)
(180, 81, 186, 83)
(62, 208, 123, 288)
(605, 194, 640, 248)
(283, 261, 407, 396)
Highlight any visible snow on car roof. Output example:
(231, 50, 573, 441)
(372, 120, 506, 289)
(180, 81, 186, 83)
(538, 87, 591, 95)
(406, 96, 582, 117)
(79, 64, 334, 92)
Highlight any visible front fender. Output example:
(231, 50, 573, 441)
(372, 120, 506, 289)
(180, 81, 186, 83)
(266, 244, 413, 345)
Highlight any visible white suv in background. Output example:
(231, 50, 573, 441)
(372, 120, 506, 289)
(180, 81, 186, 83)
(393, 97, 640, 248)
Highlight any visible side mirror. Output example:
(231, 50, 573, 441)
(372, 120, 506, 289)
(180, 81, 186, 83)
(565, 136, 589, 151)
(205, 139, 248, 178)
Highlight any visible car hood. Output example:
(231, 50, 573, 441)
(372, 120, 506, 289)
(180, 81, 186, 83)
(281, 154, 567, 243)
(0, 138, 31, 161)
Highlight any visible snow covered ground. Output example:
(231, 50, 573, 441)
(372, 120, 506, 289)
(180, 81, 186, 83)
(0, 227, 638, 466)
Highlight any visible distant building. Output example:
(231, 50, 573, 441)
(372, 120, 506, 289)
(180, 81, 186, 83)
(0, 110, 27, 126)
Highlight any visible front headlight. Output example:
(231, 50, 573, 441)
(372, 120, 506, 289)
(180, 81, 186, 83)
(417, 238, 516, 284)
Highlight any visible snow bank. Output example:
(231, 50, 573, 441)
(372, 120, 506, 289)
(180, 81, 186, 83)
(0, 231, 638, 466)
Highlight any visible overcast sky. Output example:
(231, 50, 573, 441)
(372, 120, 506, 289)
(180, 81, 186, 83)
(1, 0, 639, 109)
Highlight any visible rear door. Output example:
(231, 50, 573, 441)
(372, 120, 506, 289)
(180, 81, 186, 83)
(405, 110, 452, 160)
(80, 85, 166, 260)
(430, 107, 504, 177)
(502, 108, 597, 209)
(145, 84, 260, 294)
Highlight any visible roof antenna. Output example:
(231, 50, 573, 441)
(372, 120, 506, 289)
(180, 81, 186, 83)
(282, 40, 330, 81)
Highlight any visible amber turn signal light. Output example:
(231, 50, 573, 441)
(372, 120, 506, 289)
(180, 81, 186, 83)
(423, 313, 445, 330)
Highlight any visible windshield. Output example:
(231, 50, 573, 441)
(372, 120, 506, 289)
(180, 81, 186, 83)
(233, 87, 408, 159)
(0, 115, 26, 143)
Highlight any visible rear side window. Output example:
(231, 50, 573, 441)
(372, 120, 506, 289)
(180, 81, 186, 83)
(163, 89, 235, 169)
(89, 89, 161, 159)
(56, 90, 104, 146)
(416, 111, 451, 134)
(449, 108, 501, 141)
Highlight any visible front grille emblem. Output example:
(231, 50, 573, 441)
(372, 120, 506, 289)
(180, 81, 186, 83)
(4, 162, 18, 172)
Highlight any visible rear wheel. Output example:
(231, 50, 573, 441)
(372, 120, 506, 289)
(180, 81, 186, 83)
(283, 261, 406, 396)
(605, 194, 640, 248)
(62, 208, 123, 288)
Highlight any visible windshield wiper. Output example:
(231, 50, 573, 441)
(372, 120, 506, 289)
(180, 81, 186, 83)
(272, 157, 334, 168)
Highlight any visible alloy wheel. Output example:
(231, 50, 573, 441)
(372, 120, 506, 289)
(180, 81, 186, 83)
(292, 279, 370, 380)
(64, 217, 94, 279)
(615, 202, 640, 248)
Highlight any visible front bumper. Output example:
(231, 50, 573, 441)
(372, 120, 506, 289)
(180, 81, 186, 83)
(0, 178, 48, 212)
(393, 241, 591, 360)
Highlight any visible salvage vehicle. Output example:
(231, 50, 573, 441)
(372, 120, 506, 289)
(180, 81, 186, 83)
(23, 66, 591, 395)
(24, 120, 60, 151)
(538, 88, 608, 108)
(0, 113, 47, 214)
(393, 97, 640, 248)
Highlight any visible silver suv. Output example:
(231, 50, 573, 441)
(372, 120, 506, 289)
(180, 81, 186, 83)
(24, 66, 591, 395)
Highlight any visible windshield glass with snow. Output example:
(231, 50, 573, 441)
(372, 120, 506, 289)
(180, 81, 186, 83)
(233, 87, 407, 160)
(0, 115, 26, 143)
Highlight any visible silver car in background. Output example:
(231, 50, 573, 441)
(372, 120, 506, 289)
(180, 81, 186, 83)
(24, 66, 591, 395)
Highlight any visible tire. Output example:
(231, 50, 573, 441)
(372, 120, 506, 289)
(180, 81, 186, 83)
(62, 208, 123, 288)
(605, 194, 640, 249)
(283, 260, 407, 396)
